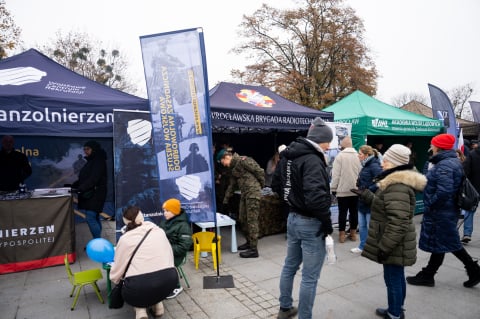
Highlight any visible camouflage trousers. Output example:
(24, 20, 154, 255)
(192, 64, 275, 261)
(238, 196, 260, 248)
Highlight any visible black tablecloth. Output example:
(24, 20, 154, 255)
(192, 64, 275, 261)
(0, 195, 75, 274)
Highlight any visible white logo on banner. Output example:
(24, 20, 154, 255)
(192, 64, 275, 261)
(371, 118, 388, 128)
(0, 66, 46, 86)
(127, 119, 152, 146)
(175, 175, 201, 200)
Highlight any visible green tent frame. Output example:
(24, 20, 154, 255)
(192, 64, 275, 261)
(323, 90, 443, 150)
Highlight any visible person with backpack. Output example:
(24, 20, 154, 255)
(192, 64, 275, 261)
(407, 133, 480, 288)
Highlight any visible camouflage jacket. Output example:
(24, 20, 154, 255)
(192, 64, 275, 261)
(224, 153, 265, 202)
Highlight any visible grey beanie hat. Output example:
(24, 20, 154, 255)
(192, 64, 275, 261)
(383, 144, 411, 166)
(307, 117, 333, 143)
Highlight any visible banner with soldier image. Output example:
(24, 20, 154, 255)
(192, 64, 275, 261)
(140, 28, 215, 223)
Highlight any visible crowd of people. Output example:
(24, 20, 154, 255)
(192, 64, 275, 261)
(5, 124, 480, 319)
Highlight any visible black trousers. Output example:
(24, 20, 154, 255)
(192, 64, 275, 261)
(337, 196, 359, 231)
(424, 248, 475, 275)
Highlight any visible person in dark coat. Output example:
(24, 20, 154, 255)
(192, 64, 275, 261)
(0, 135, 32, 192)
(355, 144, 426, 319)
(159, 198, 192, 299)
(462, 143, 480, 243)
(277, 117, 333, 319)
(350, 145, 383, 254)
(407, 133, 480, 289)
(72, 140, 107, 239)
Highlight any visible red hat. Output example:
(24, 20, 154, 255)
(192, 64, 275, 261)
(431, 133, 455, 150)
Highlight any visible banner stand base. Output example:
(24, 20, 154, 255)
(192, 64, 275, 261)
(203, 275, 235, 289)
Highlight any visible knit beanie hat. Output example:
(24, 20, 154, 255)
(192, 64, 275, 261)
(163, 198, 181, 215)
(431, 133, 455, 150)
(306, 117, 333, 143)
(84, 140, 100, 151)
(383, 144, 411, 166)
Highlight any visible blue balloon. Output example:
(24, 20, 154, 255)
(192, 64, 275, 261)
(86, 238, 115, 263)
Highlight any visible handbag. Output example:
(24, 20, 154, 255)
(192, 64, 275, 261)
(108, 228, 152, 309)
(109, 279, 125, 309)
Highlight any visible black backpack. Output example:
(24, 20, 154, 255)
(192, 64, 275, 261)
(457, 176, 480, 211)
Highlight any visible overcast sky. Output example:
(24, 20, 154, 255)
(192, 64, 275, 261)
(7, 0, 480, 103)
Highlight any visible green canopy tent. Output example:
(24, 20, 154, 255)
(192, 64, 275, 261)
(323, 90, 444, 214)
(323, 90, 444, 151)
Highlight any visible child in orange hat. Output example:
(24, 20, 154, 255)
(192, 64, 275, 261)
(159, 198, 192, 299)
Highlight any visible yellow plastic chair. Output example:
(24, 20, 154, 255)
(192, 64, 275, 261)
(64, 254, 104, 310)
(192, 232, 222, 270)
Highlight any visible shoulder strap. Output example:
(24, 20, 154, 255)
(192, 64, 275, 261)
(121, 228, 153, 278)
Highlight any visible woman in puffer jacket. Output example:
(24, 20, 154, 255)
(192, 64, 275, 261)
(407, 133, 480, 289)
(356, 144, 427, 319)
(351, 145, 383, 254)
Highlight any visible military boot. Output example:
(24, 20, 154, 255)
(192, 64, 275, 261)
(239, 248, 259, 258)
(238, 242, 251, 250)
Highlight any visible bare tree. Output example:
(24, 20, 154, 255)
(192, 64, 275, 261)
(391, 92, 429, 107)
(42, 31, 136, 94)
(231, 0, 377, 109)
(447, 83, 474, 120)
(0, 0, 22, 59)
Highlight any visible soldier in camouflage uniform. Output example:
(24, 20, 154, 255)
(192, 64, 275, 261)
(220, 150, 265, 258)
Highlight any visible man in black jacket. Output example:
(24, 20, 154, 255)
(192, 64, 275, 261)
(0, 135, 32, 192)
(277, 117, 333, 319)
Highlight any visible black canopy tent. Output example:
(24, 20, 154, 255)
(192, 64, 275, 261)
(209, 82, 334, 164)
(0, 49, 149, 206)
(209, 82, 333, 132)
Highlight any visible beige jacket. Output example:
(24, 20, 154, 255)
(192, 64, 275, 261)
(330, 147, 361, 197)
(110, 221, 174, 284)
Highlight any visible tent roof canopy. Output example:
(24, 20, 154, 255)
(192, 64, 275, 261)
(323, 90, 443, 137)
(0, 48, 147, 105)
(0, 49, 148, 137)
(209, 82, 333, 132)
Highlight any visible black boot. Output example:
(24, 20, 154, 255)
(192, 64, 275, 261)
(464, 260, 480, 287)
(406, 268, 435, 287)
(239, 248, 259, 258)
(375, 307, 405, 319)
(238, 242, 251, 250)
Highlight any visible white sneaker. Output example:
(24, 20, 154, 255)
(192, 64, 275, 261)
(166, 286, 183, 299)
(350, 247, 362, 254)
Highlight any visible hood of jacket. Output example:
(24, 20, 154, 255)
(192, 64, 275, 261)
(376, 166, 427, 192)
(284, 137, 326, 164)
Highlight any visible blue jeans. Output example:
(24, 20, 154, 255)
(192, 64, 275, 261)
(358, 207, 371, 250)
(383, 264, 405, 318)
(279, 213, 326, 319)
(82, 209, 102, 238)
(463, 209, 475, 237)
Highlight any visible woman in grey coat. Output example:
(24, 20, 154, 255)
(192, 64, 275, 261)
(355, 144, 427, 319)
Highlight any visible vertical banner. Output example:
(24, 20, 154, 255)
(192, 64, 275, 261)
(429, 83, 458, 146)
(140, 28, 215, 223)
(113, 110, 163, 239)
(469, 101, 480, 123)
